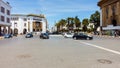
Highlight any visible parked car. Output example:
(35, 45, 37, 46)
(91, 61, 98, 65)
(73, 33, 93, 40)
(64, 33, 73, 38)
(25, 33, 33, 38)
(4, 34, 13, 38)
(40, 33, 49, 39)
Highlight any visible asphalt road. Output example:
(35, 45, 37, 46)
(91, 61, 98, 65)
(0, 35, 120, 68)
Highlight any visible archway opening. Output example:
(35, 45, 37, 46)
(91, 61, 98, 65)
(23, 28, 27, 34)
(112, 19, 117, 26)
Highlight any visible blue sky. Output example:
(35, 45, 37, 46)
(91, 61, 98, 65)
(4, 0, 100, 28)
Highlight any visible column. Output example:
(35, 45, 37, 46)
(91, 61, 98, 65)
(3, 26, 7, 35)
(0, 26, 1, 36)
(42, 21, 46, 33)
(8, 26, 11, 34)
(100, 8, 103, 35)
(30, 22, 33, 32)
(100, 9, 102, 27)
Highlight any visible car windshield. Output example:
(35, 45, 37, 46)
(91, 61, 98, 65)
(67, 33, 72, 35)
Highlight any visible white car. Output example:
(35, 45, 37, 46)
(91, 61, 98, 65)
(64, 33, 73, 38)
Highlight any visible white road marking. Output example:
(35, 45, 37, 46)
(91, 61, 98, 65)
(80, 41, 120, 55)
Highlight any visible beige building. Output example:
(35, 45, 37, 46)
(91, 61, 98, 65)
(98, 0, 120, 36)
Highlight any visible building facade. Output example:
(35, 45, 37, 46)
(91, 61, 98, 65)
(98, 0, 120, 36)
(0, 0, 11, 36)
(11, 14, 48, 34)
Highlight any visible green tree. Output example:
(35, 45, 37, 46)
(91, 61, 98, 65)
(67, 17, 74, 30)
(74, 16, 81, 29)
(55, 22, 61, 32)
(82, 18, 89, 32)
(82, 18, 89, 26)
(59, 19, 67, 32)
(90, 11, 100, 31)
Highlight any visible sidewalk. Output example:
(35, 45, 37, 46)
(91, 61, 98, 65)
(94, 35, 120, 39)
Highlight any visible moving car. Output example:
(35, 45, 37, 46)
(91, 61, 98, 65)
(4, 34, 13, 38)
(64, 33, 73, 38)
(40, 33, 49, 39)
(25, 33, 33, 38)
(73, 33, 93, 40)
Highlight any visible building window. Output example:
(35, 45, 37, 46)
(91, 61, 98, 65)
(7, 10, 10, 15)
(28, 18, 30, 20)
(23, 18, 27, 21)
(14, 22, 17, 27)
(7, 18, 10, 23)
(1, 6, 5, 13)
(11, 17, 19, 21)
(24, 23, 26, 27)
(1, 16, 5, 22)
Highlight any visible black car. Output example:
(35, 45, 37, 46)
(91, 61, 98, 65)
(4, 34, 13, 38)
(73, 33, 93, 40)
(25, 33, 33, 38)
(40, 33, 49, 39)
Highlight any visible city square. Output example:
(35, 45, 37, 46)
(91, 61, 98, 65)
(0, 35, 120, 68)
(0, 0, 120, 68)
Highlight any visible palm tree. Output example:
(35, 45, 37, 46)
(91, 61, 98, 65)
(67, 17, 71, 30)
(74, 16, 81, 29)
(90, 11, 100, 31)
(82, 18, 89, 32)
(59, 19, 67, 32)
(67, 17, 74, 32)
(55, 22, 61, 32)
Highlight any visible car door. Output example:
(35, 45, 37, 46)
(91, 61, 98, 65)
(79, 33, 86, 39)
(78, 33, 83, 39)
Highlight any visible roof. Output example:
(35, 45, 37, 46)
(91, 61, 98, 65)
(97, 0, 108, 6)
(11, 14, 45, 18)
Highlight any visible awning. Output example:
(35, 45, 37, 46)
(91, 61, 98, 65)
(103, 26, 120, 30)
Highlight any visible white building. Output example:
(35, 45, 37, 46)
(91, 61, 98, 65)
(11, 14, 48, 34)
(0, 0, 11, 36)
(87, 23, 95, 29)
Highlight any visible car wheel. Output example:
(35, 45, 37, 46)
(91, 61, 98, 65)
(64, 36, 67, 38)
(73, 37, 77, 40)
(86, 37, 90, 40)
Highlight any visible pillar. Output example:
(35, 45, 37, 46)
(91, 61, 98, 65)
(3, 26, 7, 35)
(8, 26, 11, 34)
(42, 21, 46, 33)
(100, 9, 102, 27)
(0, 26, 1, 36)
(100, 8, 103, 35)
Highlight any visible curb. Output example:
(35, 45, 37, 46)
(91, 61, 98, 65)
(95, 35, 120, 39)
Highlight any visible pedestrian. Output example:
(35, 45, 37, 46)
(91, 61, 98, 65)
(114, 31, 117, 37)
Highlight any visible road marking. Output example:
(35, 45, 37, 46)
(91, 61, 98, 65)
(80, 41, 120, 55)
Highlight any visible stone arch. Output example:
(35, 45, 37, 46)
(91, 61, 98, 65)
(112, 19, 117, 26)
(14, 28, 18, 34)
(23, 28, 27, 34)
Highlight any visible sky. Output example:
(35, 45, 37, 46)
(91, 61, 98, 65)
(4, 0, 100, 29)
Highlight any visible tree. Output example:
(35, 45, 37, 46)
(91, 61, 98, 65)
(82, 18, 89, 32)
(74, 16, 81, 29)
(82, 18, 89, 26)
(90, 11, 100, 31)
(59, 19, 67, 32)
(67, 17, 74, 30)
(55, 22, 61, 32)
